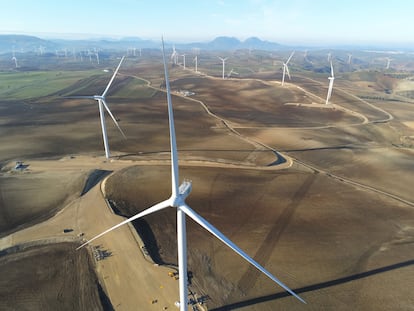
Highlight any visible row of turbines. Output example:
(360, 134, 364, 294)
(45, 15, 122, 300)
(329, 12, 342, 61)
(9, 45, 142, 68)
(171, 46, 336, 105)
(66, 39, 307, 310)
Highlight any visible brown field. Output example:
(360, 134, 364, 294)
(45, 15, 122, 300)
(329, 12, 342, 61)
(0, 242, 106, 311)
(0, 58, 413, 310)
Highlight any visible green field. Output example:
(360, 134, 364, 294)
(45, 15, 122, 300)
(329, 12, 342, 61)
(115, 77, 158, 99)
(0, 70, 104, 100)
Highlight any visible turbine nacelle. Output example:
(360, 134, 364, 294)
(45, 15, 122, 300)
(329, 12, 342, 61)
(171, 180, 193, 207)
(178, 179, 192, 200)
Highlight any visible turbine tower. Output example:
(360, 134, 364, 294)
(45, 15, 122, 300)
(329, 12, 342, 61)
(325, 61, 335, 105)
(218, 56, 228, 79)
(281, 51, 295, 86)
(64, 57, 126, 158)
(77, 40, 306, 310)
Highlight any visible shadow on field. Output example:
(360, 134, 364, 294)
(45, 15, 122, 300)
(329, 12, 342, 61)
(81, 169, 112, 196)
(212, 259, 414, 310)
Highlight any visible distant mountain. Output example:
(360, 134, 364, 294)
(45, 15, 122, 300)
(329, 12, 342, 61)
(0, 34, 57, 54)
(243, 36, 283, 50)
(209, 36, 242, 49)
(177, 36, 285, 51)
(0, 34, 287, 54)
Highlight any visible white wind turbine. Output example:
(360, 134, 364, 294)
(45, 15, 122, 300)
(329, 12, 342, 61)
(218, 56, 228, 79)
(171, 45, 178, 65)
(347, 53, 352, 65)
(281, 51, 295, 86)
(182, 54, 186, 69)
(325, 61, 335, 105)
(386, 57, 391, 69)
(77, 39, 306, 310)
(95, 50, 100, 65)
(11, 49, 18, 68)
(193, 55, 198, 73)
(65, 57, 126, 158)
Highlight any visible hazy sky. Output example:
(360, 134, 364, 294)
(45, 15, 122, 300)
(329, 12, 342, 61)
(1, 0, 413, 46)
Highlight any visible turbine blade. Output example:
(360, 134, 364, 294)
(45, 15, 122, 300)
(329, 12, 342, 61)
(161, 37, 180, 197)
(286, 65, 291, 80)
(102, 56, 125, 97)
(330, 61, 334, 78)
(77, 199, 171, 250)
(286, 51, 295, 64)
(101, 99, 127, 139)
(179, 204, 306, 304)
(63, 96, 95, 99)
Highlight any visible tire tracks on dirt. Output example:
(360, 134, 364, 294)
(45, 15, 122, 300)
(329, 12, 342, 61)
(236, 173, 318, 293)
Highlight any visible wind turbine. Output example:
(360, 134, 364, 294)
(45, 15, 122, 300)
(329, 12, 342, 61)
(218, 56, 228, 79)
(182, 54, 186, 69)
(95, 49, 100, 65)
(64, 57, 126, 158)
(77, 40, 306, 310)
(386, 57, 391, 69)
(11, 56, 18, 68)
(325, 61, 335, 105)
(347, 53, 352, 65)
(193, 55, 198, 73)
(281, 51, 295, 86)
(171, 45, 178, 65)
(11, 49, 18, 68)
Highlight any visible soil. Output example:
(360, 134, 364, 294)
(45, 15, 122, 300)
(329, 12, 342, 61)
(0, 58, 413, 311)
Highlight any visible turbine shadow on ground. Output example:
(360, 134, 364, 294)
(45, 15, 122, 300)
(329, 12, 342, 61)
(211, 259, 414, 311)
(236, 173, 317, 293)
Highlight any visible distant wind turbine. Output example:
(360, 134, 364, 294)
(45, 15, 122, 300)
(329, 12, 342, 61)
(95, 50, 100, 65)
(64, 57, 126, 158)
(11, 49, 18, 68)
(171, 45, 178, 65)
(76, 39, 306, 311)
(218, 56, 228, 79)
(347, 53, 352, 65)
(193, 55, 198, 73)
(325, 61, 335, 105)
(181, 54, 186, 69)
(11, 56, 18, 68)
(386, 57, 391, 69)
(281, 51, 294, 86)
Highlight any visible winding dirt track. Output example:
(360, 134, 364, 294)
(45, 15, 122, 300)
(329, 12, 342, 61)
(122, 71, 414, 208)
